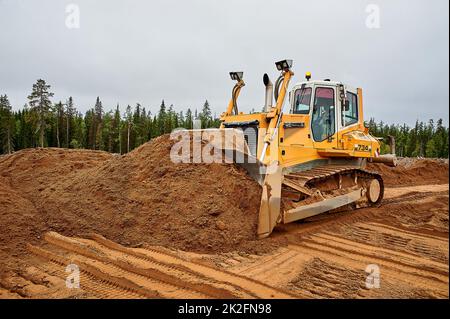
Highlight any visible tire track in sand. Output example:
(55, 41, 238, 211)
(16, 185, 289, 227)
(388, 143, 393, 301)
(26, 232, 295, 299)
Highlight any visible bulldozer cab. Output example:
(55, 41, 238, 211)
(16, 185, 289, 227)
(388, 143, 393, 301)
(289, 80, 360, 151)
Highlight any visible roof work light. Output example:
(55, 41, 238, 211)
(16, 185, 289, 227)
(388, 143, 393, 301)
(275, 59, 293, 71)
(229, 72, 244, 81)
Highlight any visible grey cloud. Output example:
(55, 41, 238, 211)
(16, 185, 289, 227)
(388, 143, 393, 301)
(0, 0, 448, 125)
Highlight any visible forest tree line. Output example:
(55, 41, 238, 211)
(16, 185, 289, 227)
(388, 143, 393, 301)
(0, 79, 448, 158)
(0, 79, 219, 155)
(366, 118, 449, 158)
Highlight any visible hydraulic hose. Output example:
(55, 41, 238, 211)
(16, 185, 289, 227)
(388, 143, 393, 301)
(274, 74, 284, 102)
(231, 83, 239, 115)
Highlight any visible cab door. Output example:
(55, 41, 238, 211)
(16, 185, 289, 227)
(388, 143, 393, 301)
(310, 85, 339, 150)
(337, 85, 360, 149)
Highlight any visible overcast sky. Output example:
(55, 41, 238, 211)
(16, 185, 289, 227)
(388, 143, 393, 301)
(0, 0, 448, 125)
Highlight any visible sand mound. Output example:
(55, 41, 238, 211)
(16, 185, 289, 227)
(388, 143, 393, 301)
(0, 178, 45, 265)
(0, 148, 113, 272)
(0, 147, 112, 195)
(37, 135, 263, 253)
(0, 135, 264, 273)
(367, 158, 449, 187)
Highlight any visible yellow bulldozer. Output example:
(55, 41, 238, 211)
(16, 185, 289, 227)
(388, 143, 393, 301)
(195, 59, 396, 238)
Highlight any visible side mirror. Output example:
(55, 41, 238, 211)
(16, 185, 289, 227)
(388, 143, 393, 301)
(344, 100, 350, 111)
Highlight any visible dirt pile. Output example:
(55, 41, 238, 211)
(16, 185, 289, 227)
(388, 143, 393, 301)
(0, 135, 264, 273)
(367, 158, 449, 187)
(0, 148, 113, 272)
(0, 178, 44, 265)
(38, 135, 263, 253)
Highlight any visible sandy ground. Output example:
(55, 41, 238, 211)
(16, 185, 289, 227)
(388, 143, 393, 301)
(223, 186, 448, 298)
(0, 140, 448, 299)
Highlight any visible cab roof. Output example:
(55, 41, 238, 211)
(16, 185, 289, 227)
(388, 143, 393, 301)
(290, 80, 359, 92)
(292, 79, 343, 87)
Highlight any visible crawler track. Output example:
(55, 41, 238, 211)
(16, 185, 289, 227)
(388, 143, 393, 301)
(283, 165, 384, 212)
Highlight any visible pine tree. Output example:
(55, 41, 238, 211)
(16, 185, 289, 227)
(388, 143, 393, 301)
(27, 79, 54, 147)
(435, 119, 449, 158)
(85, 109, 95, 149)
(66, 97, 76, 148)
(53, 101, 65, 148)
(133, 103, 142, 147)
(93, 96, 103, 149)
(200, 100, 212, 128)
(125, 105, 133, 153)
(102, 111, 114, 152)
(406, 120, 419, 156)
(157, 100, 166, 135)
(185, 108, 193, 129)
(0, 94, 14, 154)
(165, 104, 175, 133)
(426, 138, 439, 158)
(152, 114, 158, 137)
(70, 111, 84, 149)
(178, 111, 184, 129)
(145, 110, 153, 140)
(18, 105, 35, 149)
(112, 104, 121, 153)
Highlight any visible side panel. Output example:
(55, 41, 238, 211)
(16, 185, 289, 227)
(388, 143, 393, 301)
(332, 86, 381, 158)
(278, 113, 324, 168)
(221, 113, 268, 159)
(337, 85, 360, 150)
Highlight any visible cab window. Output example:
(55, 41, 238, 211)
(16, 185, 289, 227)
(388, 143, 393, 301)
(293, 87, 312, 114)
(311, 87, 336, 142)
(342, 92, 358, 126)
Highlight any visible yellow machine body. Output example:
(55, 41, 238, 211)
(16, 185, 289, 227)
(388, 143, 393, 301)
(212, 61, 392, 238)
(220, 85, 381, 170)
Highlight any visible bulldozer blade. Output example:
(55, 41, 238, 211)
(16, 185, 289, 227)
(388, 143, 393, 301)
(183, 128, 281, 238)
(235, 157, 266, 186)
(257, 162, 283, 238)
(190, 128, 267, 185)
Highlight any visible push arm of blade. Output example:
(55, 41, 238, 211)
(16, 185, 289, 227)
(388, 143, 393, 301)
(265, 71, 292, 142)
(259, 70, 293, 162)
(259, 112, 283, 162)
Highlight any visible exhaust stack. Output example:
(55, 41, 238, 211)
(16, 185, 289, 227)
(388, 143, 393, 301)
(263, 73, 273, 112)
